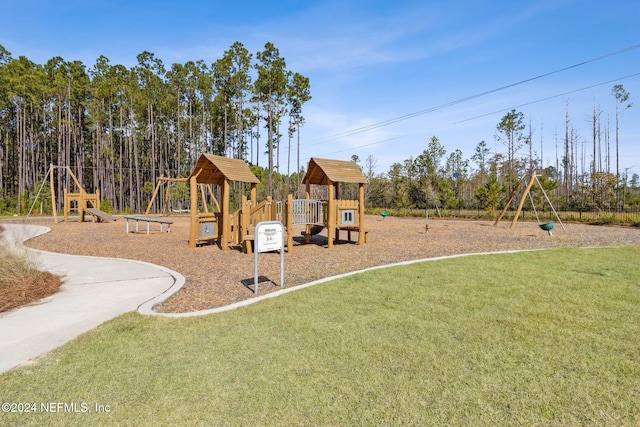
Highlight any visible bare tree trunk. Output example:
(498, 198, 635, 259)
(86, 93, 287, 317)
(564, 108, 570, 198)
(606, 116, 611, 173)
(118, 106, 124, 211)
(297, 120, 301, 189)
(268, 99, 274, 197)
(17, 104, 24, 214)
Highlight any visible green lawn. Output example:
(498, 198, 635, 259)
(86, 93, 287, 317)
(1, 247, 639, 426)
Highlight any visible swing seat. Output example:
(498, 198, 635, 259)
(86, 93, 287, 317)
(539, 221, 554, 231)
(539, 222, 554, 232)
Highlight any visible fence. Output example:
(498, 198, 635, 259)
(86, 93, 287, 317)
(555, 208, 640, 223)
(477, 207, 640, 224)
(374, 207, 640, 225)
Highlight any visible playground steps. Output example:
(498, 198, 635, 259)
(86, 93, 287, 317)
(84, 208, 117, 223)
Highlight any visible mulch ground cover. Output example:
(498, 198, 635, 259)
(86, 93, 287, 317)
(6, 215, 640, 313)
(0, 225, 63, 313)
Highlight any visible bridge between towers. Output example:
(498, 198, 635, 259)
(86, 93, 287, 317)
(277, 198, 325, 226)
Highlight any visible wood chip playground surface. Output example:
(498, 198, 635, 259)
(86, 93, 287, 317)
(18, 215, 640, 313)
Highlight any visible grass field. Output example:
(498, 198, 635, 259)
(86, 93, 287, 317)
(1, 247, 639, 426)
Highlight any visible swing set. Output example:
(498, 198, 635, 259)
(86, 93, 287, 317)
(144, 175, 220, 217)
(27, 164, 115, 223)
(494, 170, 565, 235)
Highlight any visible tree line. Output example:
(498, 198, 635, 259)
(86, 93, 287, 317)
(360, 90, 637, 215)
(0, 39, 636, 216)
(0, 41, 310, 214)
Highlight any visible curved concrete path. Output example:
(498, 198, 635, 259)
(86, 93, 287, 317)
(0, 224, 184, 374)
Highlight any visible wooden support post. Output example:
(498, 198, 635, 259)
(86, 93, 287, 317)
(240, 194, 249, 247)
(267, 196, 274, 220)
(162, 182, 171, 216)
(358, 183, 365, 245)
(333, 182, 340, 243)
(145, 175, 164, 217)
(305, 181, 312, 244)
(327, 183, 335, 249)
(189, 176, 198, 248)
(49, 164, 58, 223)
(494, 176, 524, 226)
(221, 178, 230, 251)
(510, 172, 537, 229)
(78, 191, 85, 223)
(63, 188, 69, 223)
(92, 189, 100, 222)
(286, 193, 293, 252)
(250, 184, 257, 206)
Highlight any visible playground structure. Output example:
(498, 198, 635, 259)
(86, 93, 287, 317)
(296, 157, 368, 248)
(29, 156, 369, 251)
(144, 175, 220, 217)
(187, 154, 263, 251)
(494, 170, 564, 235)
(28, 164, 115, 223)
(185, 154, 368, 253)
(145, 176, 187, 216)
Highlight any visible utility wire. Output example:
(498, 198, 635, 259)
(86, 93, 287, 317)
(315, 71, 640, 157)
(455, 71, 640, 124)
(304, 43, 640, 147)
(319, 136, 401, 156)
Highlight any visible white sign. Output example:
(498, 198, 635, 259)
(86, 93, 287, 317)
(253, 221, 285, 294)
(256, 222, 284, 253)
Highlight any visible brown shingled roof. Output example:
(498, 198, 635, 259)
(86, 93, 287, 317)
(303, 157, 367, 185)
(187, 154, 260, 185)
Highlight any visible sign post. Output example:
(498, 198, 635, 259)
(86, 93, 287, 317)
(254, 221, 285, 295)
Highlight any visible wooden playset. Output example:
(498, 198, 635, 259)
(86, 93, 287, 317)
(35, 164, 116, 223)
(296, 157, 368, 248)
(187, 153, 264, 251)
(274, 157, 368, 249)
(31, 157, 369, 250)
(184, 154, 369, 253)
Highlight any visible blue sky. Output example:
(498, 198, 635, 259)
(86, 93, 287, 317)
(2, 0, 639, 178)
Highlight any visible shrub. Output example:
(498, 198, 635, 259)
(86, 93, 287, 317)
(100, 198, 113, 214)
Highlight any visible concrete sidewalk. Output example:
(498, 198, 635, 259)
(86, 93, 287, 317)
(0, 223, 184, 374)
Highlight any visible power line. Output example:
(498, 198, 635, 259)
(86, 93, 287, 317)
(455, 72, 640, 124)
(319, 137, 401, 157)
(303, 43, 640, 147)
(312, 72, 640, 157)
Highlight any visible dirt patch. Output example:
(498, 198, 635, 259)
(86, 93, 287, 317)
(14, 215, 640, 313)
